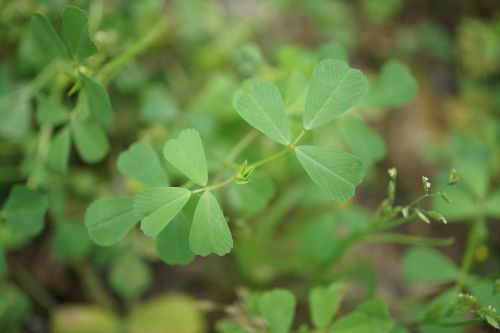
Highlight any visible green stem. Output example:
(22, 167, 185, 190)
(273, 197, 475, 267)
(247, 147, 291, 169)
(99, 18, 168, 81)
(192, 177, 236, 194)
(26, 125, 53, 189)
(365, 233, 454, 247)
(455, 214, 485, 291)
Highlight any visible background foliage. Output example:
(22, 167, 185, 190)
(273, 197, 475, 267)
(0, 0, 499, 332)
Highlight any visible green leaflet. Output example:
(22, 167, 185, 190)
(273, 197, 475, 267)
(341, 116, 386, 169)
(303, 59, 368, 130)
(133, 187, 191, 237)
(309, 283, 344, 328)
(109, 251, 152, 298)
(402, 247, 458, 284)
(47, 126, 71, 174)
(363, 60, 418, 108)
(3, 185, 48, 236)
(295, 145, 364, 201)
(258, 289, 296, 333)
(234, 82, 291, 145)
(163, 129, 208, 186)
(80, 74, 113, 128)
(71, 116, 109, 163)
(189, 191, 233, 256)
(61, 6, 97, 60)
(31, 13, 68, 59)
(117, 142, 169, 187)
(35, 96, 69, 126)
(84, 197, 139, 246)
(156, 214, 195, 266)
(0, 91, 30, 140)
(51, 221, 92, 262)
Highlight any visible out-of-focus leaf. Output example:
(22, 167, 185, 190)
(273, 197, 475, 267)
(363, 60, 418, 108)
(36, 96, 69, 126)
(109, 251, 151, 298)
(402, 247, 458, 284)
(486, 190, 500, 217)
(126, 295, 205, 333)
(309, 283, 345, 328)
(51, 221, 92, 262)
(258, 289, 296, 333)
(3, 185, 48, 236)
(0, 91, 30, 140)
(71, 116, 109, 163)
(80, 74, 113, 128)
(341, 116, 386, 169)
(61, 6, 97, 60)
(47, 127, 71, 174)
(51, 305, 120, 333)
(31, 13, 68, 59)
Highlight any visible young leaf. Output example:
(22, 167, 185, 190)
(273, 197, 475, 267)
(51, 221, 92, 262)
(71, 116, 109, 163)
(109, 252, 151, 298)
(189, 191, 233, 256)
(3, 185, 48, 236)
(61, 6, 97, 60)
(84, 197, 139, 246)
(363, 60, 418, 108)
(258, 289, 296, 333)
(295, 145, 364, 201)
(133, 187, 191, 237)
(80, 74, 113, 128)
(117, 142, 169, 187)
(156, 214, 195, 266)
(402, 247, 458, 284)
(163, 129, 208, 186)
(47, 126, 71, 174)
(309, 283, 344, 329)
(31, 13, 68, 59)
(234, 82, 291, 145)
(36, 96, 69, 126)
(303, 59, 368, 130)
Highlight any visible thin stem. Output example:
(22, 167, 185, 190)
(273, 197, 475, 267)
(192, 177, 236, 194)
(98, 18, 168, 81)
(247, 147, 291, 169)
(455, 214, 485, 291)
(365, 233, 454, 247)
(26, 125, 53, 189)
(292, 129, 307, 147)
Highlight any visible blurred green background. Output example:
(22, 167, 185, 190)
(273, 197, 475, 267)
(0, 0, 499, 332)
